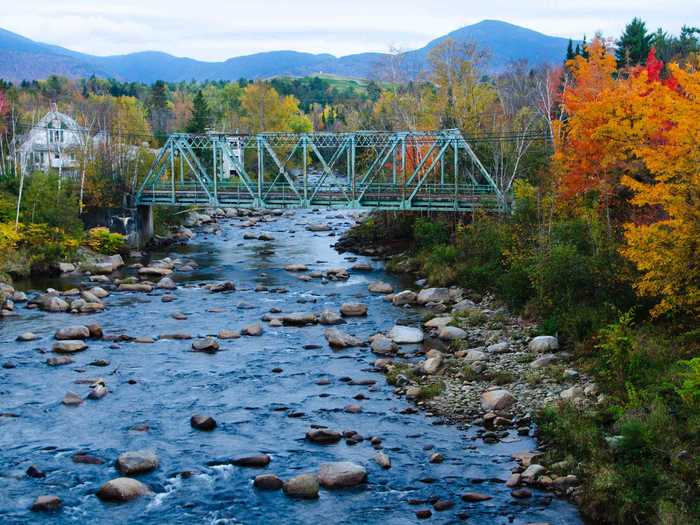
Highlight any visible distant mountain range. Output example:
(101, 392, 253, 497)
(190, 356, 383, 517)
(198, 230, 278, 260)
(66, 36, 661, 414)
(0, 20, 572, 83)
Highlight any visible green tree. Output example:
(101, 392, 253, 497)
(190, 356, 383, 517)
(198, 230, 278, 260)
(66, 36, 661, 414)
(566, 39, 576, 61)
(186, 90, 211, 133)
(616, 17, 653, 67)
(148, 80, 170, 142)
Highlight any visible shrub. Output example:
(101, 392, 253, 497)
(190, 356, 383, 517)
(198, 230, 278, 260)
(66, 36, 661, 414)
(85, 227, 126, 255)
(413, 217, 449, 249)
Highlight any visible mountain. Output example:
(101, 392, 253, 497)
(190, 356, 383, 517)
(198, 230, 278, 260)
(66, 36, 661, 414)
(0, 20, 571, 83)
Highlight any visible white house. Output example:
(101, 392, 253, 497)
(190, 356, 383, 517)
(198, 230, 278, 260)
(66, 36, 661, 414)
(15, 106, 86, 178)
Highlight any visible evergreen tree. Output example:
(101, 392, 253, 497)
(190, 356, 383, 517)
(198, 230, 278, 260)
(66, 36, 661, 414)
(574, 43, 581, 56)
(616, 17, 653, 67)
(566, 39, 575, 61)
(149, 80, 170, 143)
(581, 35, 590, 59)
(186, 90, 211, 133)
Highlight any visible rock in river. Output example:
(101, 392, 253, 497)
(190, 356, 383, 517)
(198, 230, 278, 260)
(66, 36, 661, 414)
(318, 462, 367, 489)
(254, 474, 283, 490)
(116, 450, 159, 475)
(52, 340, 88, 354)
(231, 454, 271, 467)
(340, 303, 368, 316)
(281, 312, 317, 326)
(306, 428, 342, 444)
(17, 332, 39, 342)
(370, 335, 397, 355)
(31, 495, 62, 512)
(192, 338, 220, 353)
(191, 415, 217, 431)
(96, 477, 152, 502)
(388, 325, 424, 344)
(374, 452, 391, 469)
(242, 323, 263, 336)
(528, 335, 559, 353)
(368, 281, 394, 294)
(283, 473, 319, 499)
(62, 392, 83, 406)
(417, 287, 450, 305)
(54, 325, 90, 340)
(318, 310, 343, 325)
(324, 328, 362, 349)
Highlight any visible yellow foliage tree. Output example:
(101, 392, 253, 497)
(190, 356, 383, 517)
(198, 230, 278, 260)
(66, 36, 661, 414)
(241, 82, 312, 132)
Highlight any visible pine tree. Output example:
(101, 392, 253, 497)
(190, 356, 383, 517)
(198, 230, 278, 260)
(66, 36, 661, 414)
(575, 43, 581, 56)
(149, 80, 170, 142)
(581, 35, 590, 59)
(566, 39, 575, 61)
(186, 90, 211, 133)
(616, 17, 653, 67)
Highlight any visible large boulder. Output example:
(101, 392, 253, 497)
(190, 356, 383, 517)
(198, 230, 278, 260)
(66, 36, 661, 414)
(305, 428, 342, 444)
(392, 290, 418, 306)
(192, 338, 220, 353)
(281, 312, 317, 326)
(438, 326, 467, 341)
(254, 474, 283, 490)
(528, 336, 559, 353)
(54, 325, 90, 340)
(318, 462, 367, 489)
(96, 477, 152, 502)
(417, 288, 450, 305)
(116, 450, 159, 475)
(318, 310, 343, 325)
(156, 277, 177, 290)
(480, 389, 516, 411)
(283, 474, 319, 499)
(34, 294, 69, 312)
(422, 352, 444, 374)
(340, 303, 367, 317)
(306, 223, 331, 232)
(530, 354, 560, 368)
(324, 328, 362, 349)
(424, 316, 453, 329)
(190, 415, 217, 431)
(368, 281, 394, 294)
(52, 341, 88, 354)
(370, 335, 397, 355)
(388, 325, 424, 344)
(31, 495, 62, 512)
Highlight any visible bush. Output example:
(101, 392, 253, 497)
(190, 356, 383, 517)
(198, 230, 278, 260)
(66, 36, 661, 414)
(413, 217, 449, 249)
(85, 227, 126, 255)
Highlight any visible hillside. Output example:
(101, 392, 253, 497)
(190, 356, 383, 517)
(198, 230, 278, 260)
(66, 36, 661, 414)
(0, 20, 572, 83)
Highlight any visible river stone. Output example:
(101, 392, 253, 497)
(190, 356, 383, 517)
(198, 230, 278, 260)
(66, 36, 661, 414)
(190, 415, 217, 431)
(424, 316, 452, 329)
(528, 335, 559, 353)
(480, 389, 516, 411)
(281, 312, 317, 326)
(53, 340, 88, 353)
(210, 281, 235, 293)
(417, 287, 450, 305)
(58, 262, 76, 273)
(318, 310, 343, 325)
(89, 287, 109, 299)
(284, 264, 308, 272)
(192, 338, 220, 353)
(118, 283, 153, 292)
(86, 323, 103, 339)
(452, 298, 478, 313)
(340, 303, 367, 316)
(306, 428, 342, 444)
(96, 477, 152, 502)
(486, 342, 510, 353)
(62, 392, 83, 406)
(521, 464, 546, 480)
(31, 495, 62, 512)
(26, 465, 46, 478)
(218, 329, 241, 340)
(351, 262, 372, 271)
(242, 323, 263, 336)
(438, 326, 467, 340)
(17, 332, 39, 342)
(324, 328, 361, 349)
(423, 354, 443, 374)
(461, 492, 492, 502)
(374, 452, 391, 469)
(116, 450, 159, 475)
(231, 454, 271, 467)
(530, 354, 560, 368)
(283, 473, 319, 499)
(368, 281, 394, 294)
(388, 325, 424, 344)
(318, 462, 367, 489)
(464, 349, 487, 362)
(36, 295, 69, 312)
(560, 386, 585, 401)
(80, 290, 102, 304)
(326, 267, 349, 280)
(392, 290, 418, 306)
(88, 381, 108, 400)
(370, 335, 397, 355)
(138, 266, 172, 277)
(306, 223, 331, 232)
(254, 474, 283, 490)
(47, 356, 73, 366)
(156, 277, 177, 290)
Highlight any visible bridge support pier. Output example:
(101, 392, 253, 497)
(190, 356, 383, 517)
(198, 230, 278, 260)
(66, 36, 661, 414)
(134, 205, 154, 248)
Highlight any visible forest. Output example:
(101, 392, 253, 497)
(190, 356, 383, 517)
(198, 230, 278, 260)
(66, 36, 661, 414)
(0, 17, 699, 523)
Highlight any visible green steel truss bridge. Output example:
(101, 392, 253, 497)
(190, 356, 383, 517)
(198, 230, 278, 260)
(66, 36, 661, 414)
(136, 129, 509, 212)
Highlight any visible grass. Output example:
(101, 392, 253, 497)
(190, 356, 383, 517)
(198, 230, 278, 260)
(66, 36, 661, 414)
(417, 381, 444, 400)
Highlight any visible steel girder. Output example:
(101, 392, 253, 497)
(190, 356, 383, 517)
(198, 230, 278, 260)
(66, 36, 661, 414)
(136, 129, 508, 212)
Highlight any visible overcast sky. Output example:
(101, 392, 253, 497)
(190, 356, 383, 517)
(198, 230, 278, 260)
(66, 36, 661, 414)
(2, 0, 697, 60)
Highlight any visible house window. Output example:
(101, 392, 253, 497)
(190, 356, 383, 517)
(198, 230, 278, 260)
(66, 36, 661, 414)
(48, 129, 63, 143)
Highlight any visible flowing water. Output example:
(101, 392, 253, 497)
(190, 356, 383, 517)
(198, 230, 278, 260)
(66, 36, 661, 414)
(0, 209, 582, 524)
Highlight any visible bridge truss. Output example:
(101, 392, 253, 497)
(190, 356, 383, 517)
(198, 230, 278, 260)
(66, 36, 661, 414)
(136, 129, 509, 212)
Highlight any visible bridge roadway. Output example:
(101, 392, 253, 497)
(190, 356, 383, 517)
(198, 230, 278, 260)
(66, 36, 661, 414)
(136, 129, 509, 213)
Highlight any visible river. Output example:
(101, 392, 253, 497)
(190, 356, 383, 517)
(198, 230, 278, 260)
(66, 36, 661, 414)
(0, 209, 582, 524)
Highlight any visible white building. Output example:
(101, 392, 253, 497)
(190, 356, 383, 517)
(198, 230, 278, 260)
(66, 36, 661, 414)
(15, 106, 86, 178)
